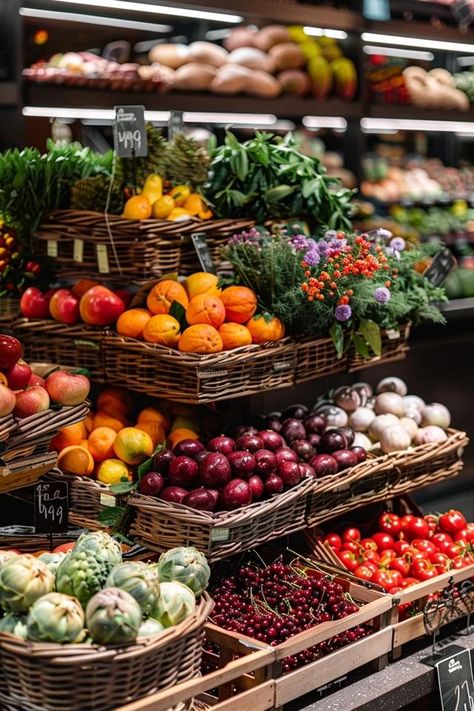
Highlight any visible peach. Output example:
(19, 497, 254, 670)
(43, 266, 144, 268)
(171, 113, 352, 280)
(14, 385, 50, 418)
(0, 384, 16, 417)
(20, 287, 50, 319)
(79, 286, 125, 326)
(45, 371, 90, 406)
(49, 289, 80, 325)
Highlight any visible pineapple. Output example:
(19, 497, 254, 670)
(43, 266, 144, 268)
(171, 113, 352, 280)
(164, 134, 210, 187)
(70, 174, 124, 214)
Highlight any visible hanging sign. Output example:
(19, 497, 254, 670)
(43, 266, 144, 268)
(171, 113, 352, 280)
(191, 233, 216, 274)
(34, 481, 69, 534)
(113, 105, 147, 158)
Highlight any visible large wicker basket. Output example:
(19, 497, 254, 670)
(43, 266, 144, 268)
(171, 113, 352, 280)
(104, 333, 297, 404)
(34, 210, 254, 281)
(348, 323, 411, 371)
(0, 296, 19, 325)
(0, 451, 58, 494)
(0, 594, 213, 711)
(294, 336, 348, 384)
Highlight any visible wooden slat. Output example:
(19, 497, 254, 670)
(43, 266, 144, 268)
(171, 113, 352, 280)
(208, 681, 275, 711)
(395, 564, 474, 606)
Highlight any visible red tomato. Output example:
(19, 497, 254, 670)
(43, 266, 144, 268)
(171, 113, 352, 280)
(393, 540, 411, 556)
(437, 541, 462, 559)
(390, 556, 411, 577)
(337, 550, 359, 572)
(379, 550, 397, 567)
(388, 586, 403, 595)
(400, 514, 415, 533)
(429, 551, 452, 568)
(323, 533, 342, 551)
(401, 577, 420, 588)
(362, 549, 380, 565)
(455, 530, 474, 544)
(439, 510, 467, 535)
(53, 542, 75, 553)
(360, 538, 378, 551)
(405, 517, 430, 541)
(451, 555, 469, 570)
(373, 568, 403, 591)
(372, 532, 395, 551)
(343, 527, 361, 543)
(411, 539, 437, 557)
(342, 541, 360, 554)
(424, 514, 438, 537)
(379, 513, 402, 536)
(410, 559, 438, 581)
(431, 532, 453, 547)
(354, 564, 376, 582)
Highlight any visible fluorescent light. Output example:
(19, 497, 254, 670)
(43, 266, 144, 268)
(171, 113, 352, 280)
(184, 112, 277, 125)
(457, 55, 474, 66)
(43, 0, 242, 23)
(303, 116, 347, 130)
(205, 28, 232, 41)
(361, 117, 474, 133)
(304, 26, 348, 40)
(19, 7, 171, 32)
(363, 45, 434, 61)
(23, 107, 171, 120)
(362, 32, 474, 54)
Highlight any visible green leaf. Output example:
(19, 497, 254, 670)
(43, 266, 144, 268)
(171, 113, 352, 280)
(109, 481, 137, 495)
(265, 185, 294, 203)
(97, 506, 126, 526)
(353, 332, 371, 358)
(137, 456, 154, 479)
(358, 319, 382, 356)
(169, 300, 187, 330)
(329, 323, 345, 359)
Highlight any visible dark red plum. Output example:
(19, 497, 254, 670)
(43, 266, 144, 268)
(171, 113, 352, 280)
(220, 479, 252, 510)
(228, 450, 256, 477)
(168, 456, 199, 487)
(200, 452, 232, 488)
(290, 439, 315, 462)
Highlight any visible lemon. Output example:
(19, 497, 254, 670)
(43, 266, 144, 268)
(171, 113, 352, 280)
(152, 195, 175, 219)
(170, 185, 191, 206)
(97, 458, 131, 485)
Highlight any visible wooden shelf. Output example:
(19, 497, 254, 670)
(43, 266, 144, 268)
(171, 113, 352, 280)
(0, 82, 19, 106)
(367, 103, 474, 123)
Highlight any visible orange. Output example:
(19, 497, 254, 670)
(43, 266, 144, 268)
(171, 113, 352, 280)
(49, 421, 87, 452)
(168, 428, 200, 449)
(88, 426, 117, 463)
(186, 294, 225, 328)
(97, 459, 131, 485)
(137, 406, 170, 432)
(218, 322, 253, 350)
(71, 279, 100, 299)
(79, 439, 89, 450)
(97, 388, 132, 419)
(93, 411, 127, 433)
(143, 314, 181, 347)
(123, 195, 152, 220)
(113, 426, 154, 465)
(183, 194, 204, 215)
(84, 412, 95, 434)
(220, 286, 257, 324)
(58, 445, 94, 476)
(146, 280, 189, 315)
(116, 308, 152, 339)
(178, 324, 223, 354)
(198, 207, 213, 220)
(185, 272, 221, 299)
(168, 208, 192, 221)
(246, 315, 285, 344)
(136, 421, 166, 448)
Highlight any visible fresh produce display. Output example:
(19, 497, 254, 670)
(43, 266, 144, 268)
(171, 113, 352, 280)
(322, 507, 474, 592)
(402, 67, 469, 111)
(455, 68, 474, 104)
(209, 554, 371, 672)
(0, 533, 207, 645)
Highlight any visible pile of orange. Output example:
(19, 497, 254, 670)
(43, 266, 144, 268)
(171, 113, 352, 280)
(116, 273, 285, 354)
(51, 387, 202, 484)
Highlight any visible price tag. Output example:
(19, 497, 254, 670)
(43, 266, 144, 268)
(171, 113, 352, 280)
(435, 646, 474, 711)
(96, 244, 110, 274)
(100, 492, 116, 508)
(47, 241, 58, 258)
(113, 105, 147, 158)
(73, 239, 84, 263)
(34, 481, 69, 533)
(191, 233, 216, 274)
(211, 528, 230, 542)
(424, 248, 456, 287)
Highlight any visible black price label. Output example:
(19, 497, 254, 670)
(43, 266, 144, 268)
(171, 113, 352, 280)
(436, 646, 474, 711)
(113, 105, 147, 158)
(424, 248, 456, 287)
(191, 233, 216, 274)
(34, 481, 69, 533)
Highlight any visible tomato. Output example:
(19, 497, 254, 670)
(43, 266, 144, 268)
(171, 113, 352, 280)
(439, 510, 467, 535)
(354, 564, 376, 582)
(404, 517, 430, 541)
(372, 532, 395, 551)
(410, 559, 438, 581)
(388, 586, 403, 595)
(324, 533, 342, 551)
(451, 555, 469, 570)
(379, 550, 397, 566)
(424, 514, 438, 537)
(400, 514, 415, 532)
(343, 527, 361, 543)
(431, 532, 453, 547)
(401, 577, 420, 588)
(390, 556, 411, 577)
(342, 541, 360, 554)
(437, 541, 462, 559)
(362, 549, 380, 565)
(429, 551, 452, 568)
(337, 550, 359, 572)
(455, 530, 474, 544)
(373, 568, 403, 591)
(393, 540, 411, 556)
(360, 538, 378, 551)
(411, 539, 437, 557)
(379, 513, 402, 536)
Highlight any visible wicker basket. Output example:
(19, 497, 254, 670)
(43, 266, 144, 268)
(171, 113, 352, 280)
(12, 318, 106, 382)
(0, 451, 58, 494)
(104, 334, 297, 404)
(5, 402, 89, 454)
(0, 593, 213, 711)
(34, 210, 254, 281)
(0, 296, 19, 324)
(294, 336, 348, 384)
(348, 323, 411, 372)
(129, 477, 314, 562)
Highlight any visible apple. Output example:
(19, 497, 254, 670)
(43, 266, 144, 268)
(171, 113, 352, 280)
(183, 488, 216, 511)
(208, 435, 235, 456)
(28, 373, 45, 388)
(309, 453, 338, 477)
(304, 414, 326, 434)
(258, 430, 285, 451)
(228, 450, 256, 477)
(290, 439, 315, 462)
(0, 335, 22, 369)
(5, 360, 32, 390)
(20, 287, 51, 319)
(14, 385, 50, 418)
(45, 371, 90, 406)
(160, 486, 188, 504)
(0, 384, 16, 417)
(254, 449, 277, 476)
(351, 446, 367, 463)
(277, 460, 301, 487)
(49, 289, 80, 325)
(264, 474, 284, 495)
(332, 449, 358, 471)
(152, 449, 175, 474)
(235, 434, 264, 452)
(173, 439, 205, 458)
(275, 447, 299, 464)
(79, 286, 125, 326)
(248, 475, 264, 500)
(281, 418, 306, 442)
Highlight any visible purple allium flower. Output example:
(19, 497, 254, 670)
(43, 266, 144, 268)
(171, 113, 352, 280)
(385, 247, 401, 260)
(335, 305, 352, 322)
(316, 240, 329, 256)
(374, 287, 391, 304)
(289, 235, 316, 252)
(324, 230, 338, 240)
(389, 237, 406, 252)
(303, 247, 320, 266)
(228, 229, 261, 246)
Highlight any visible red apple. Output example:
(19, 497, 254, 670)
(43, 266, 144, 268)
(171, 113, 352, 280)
(0, 335, 22, 369)
(28, 373, 45, 388)
(200, 452, 232, 488)
(248, 475, 264, 500)
(183, 488, 216, 511)
(277, 460, 301, 487)
(275, 447, 299, 464)
(114, 289, 132, 308)
(79, 286, 125, 326)
(152, 449, 175, 474)
(228, 450, 256, 477)
(45, 371, 90, 406)
(49, 289, 80, 325)
(5, 360, 32, 390)
(235, 434, 264, 452)
(254, 449, 277, 476)
(14, 385, 50, 418)
(20, 287, 51, 319)
(264, 474, 284, 495)
(258, 430, 285, 451)
(310, 454, 338, 477)
(0, 384, 16, 417)
(173, 439, 205, 458)
(208, 435, 235, 456)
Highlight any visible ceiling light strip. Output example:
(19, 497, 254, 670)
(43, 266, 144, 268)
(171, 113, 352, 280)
(19, 7, 172, 32)
(362, 32, 474, 54)
(43, 0, 242, 23)
(304, 26, 348, 40)
(361, 117, 474, 133)
(363, 45, 434, 61)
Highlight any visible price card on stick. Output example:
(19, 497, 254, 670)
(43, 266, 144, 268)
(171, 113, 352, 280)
(434, 645, 474, 711)
(34, 481, 69, 534)
(113, 106, 147, 158)
(191, 232, 216, 274)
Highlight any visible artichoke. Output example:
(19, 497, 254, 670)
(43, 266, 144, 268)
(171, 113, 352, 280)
(137, 618, 165, 639)
(158, 547, 210, 596)
(0, 612, 27, 639)
(86, 587, 142, 645)
(56, 550, 116, 608)
(73, 532, 122, 567)
(39, 552, 68, 578)
(27, 593, 85, 644)
(150, 582, 196, 628)
(0, 554, 54, 613)
(106, 562, 160, 615)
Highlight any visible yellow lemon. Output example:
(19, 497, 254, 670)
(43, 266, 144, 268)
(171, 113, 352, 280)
(152, 195, 175, 219)
(170, 185, 191, 206)
(113, 426, 154, 465)
(97, 458, 131, 485)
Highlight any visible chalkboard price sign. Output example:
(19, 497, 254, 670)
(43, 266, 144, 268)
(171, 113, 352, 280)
(34, 481, 69, 534)
(113, 106, 147, 158)
(423, 248, 456, 287)
(191, 233, 216, 274)
(435, 645, 474, 711)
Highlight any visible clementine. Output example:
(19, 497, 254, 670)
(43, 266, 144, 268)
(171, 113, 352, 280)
(137, 406, 170, 432)
(146, 280, 189, 315)
(218, 322, 253, 350)
(88, 426, 117, 463)
(178, 324, 223, 354)
(79, 439, 89, 451)
(168, 428, 200, 449)
(123, 195, 152, 220)
(185, 272, 220, 299)
(220, 286, 257, 324)
(84, 412, 95, 434)
(246, 315, 285, 343)
(49, 421, 87, 452)
(136, 420, 166, 447)
(113, 426, 154, 465)
(116, 308, 152, 339)
(186, 294, 225, 328)
(143, 314, 181, 347)
(97, 387, 132, 419)
(93, 411, 127, 433)
(57, 445, 94, 476)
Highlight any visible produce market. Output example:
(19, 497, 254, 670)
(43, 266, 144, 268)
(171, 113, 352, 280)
(0, 1, 474, 709)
